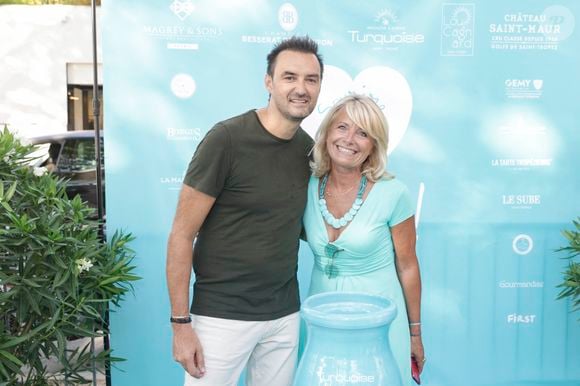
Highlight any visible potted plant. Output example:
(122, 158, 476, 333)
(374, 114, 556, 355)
(557, 218, 580, 316)
(0, 127, 139, 385)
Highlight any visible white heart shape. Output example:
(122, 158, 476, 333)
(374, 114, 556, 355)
(302, 65, 413, 155)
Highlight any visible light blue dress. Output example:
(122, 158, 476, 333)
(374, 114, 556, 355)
(303, 174, 415, 386)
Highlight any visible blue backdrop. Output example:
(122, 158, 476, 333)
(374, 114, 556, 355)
(102, 1, 580, 385)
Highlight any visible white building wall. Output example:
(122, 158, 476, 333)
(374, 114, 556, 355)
(0, 5, 102, 138)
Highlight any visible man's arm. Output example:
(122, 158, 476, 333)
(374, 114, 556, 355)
(166, 184, 216, 378)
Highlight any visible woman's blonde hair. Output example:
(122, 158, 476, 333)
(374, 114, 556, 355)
(311, 94, 390, 182)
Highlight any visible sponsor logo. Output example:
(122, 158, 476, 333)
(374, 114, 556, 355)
(512, 234, 533, 255)
(375, 8, 397, 27)
(499, 280, 544, 289)
(507, 314, 537, 324)
(441, 3, 475, 56)
(489, 6, 575, 51)
(487, 113, 555, 171)
(160, 174, 184, 190)
(491, 158, 552, 169)
(241, 3, 333, 47)
(505, 79, 544, 99)
(143, 1, 223, 47)
(317, 368, 375, 384)
(167, 43, 199, 50)
(348, 7, 425, 51)
(169, 0, 195, 21)
(278, 3, 298, 32)
(143, 25, 223, 41)
(240, 35, 331, 45)
(241, 35, 285, 44)
(170, 74, 196, 99)
(501, 194, 541, 209)
(166, 127, 203, 141)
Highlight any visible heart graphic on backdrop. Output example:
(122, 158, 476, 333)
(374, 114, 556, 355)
(301, 65, 413, 155)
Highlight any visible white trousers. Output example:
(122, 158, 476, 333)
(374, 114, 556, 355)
(184, 312, 300, 386)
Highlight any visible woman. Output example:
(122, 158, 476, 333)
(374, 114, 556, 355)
(303, 94, 425, 384)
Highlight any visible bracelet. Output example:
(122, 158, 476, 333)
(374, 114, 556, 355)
(410, 332, 421, 337)
(170, 315, 192, 324)
(409, 322, 421, 326)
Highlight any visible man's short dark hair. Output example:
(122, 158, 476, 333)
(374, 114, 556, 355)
(266, 36, 324, 78)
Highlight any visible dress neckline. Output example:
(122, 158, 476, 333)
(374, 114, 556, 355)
(316, 176, 377, 244)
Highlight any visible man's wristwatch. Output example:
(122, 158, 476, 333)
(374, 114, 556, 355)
(170, 315, 192, 324)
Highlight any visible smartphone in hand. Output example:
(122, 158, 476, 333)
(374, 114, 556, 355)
(411, 356, 421, 385)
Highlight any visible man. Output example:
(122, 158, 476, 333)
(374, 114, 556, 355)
(166, 36, 323, 386)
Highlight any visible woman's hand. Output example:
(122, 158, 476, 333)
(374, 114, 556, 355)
(411, 335, 426, 373)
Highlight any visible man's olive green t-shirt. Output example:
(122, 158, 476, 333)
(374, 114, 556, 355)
(183, 110, 313, 321)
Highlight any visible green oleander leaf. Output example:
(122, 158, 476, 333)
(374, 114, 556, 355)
(556, 217, 580, 317)
(0, 129, 139, 383)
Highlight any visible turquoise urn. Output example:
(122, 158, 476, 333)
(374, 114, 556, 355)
(294, 292, 403, 386)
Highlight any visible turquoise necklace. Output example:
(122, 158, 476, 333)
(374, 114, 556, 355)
(319, 174, 367, 229)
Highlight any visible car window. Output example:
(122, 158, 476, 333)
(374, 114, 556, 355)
(57, 139, 102, 172)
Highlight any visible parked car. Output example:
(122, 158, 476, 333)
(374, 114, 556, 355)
(29, 130, 104, 212)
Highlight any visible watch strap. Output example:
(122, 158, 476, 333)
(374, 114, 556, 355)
(170, 315, 192, 324)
